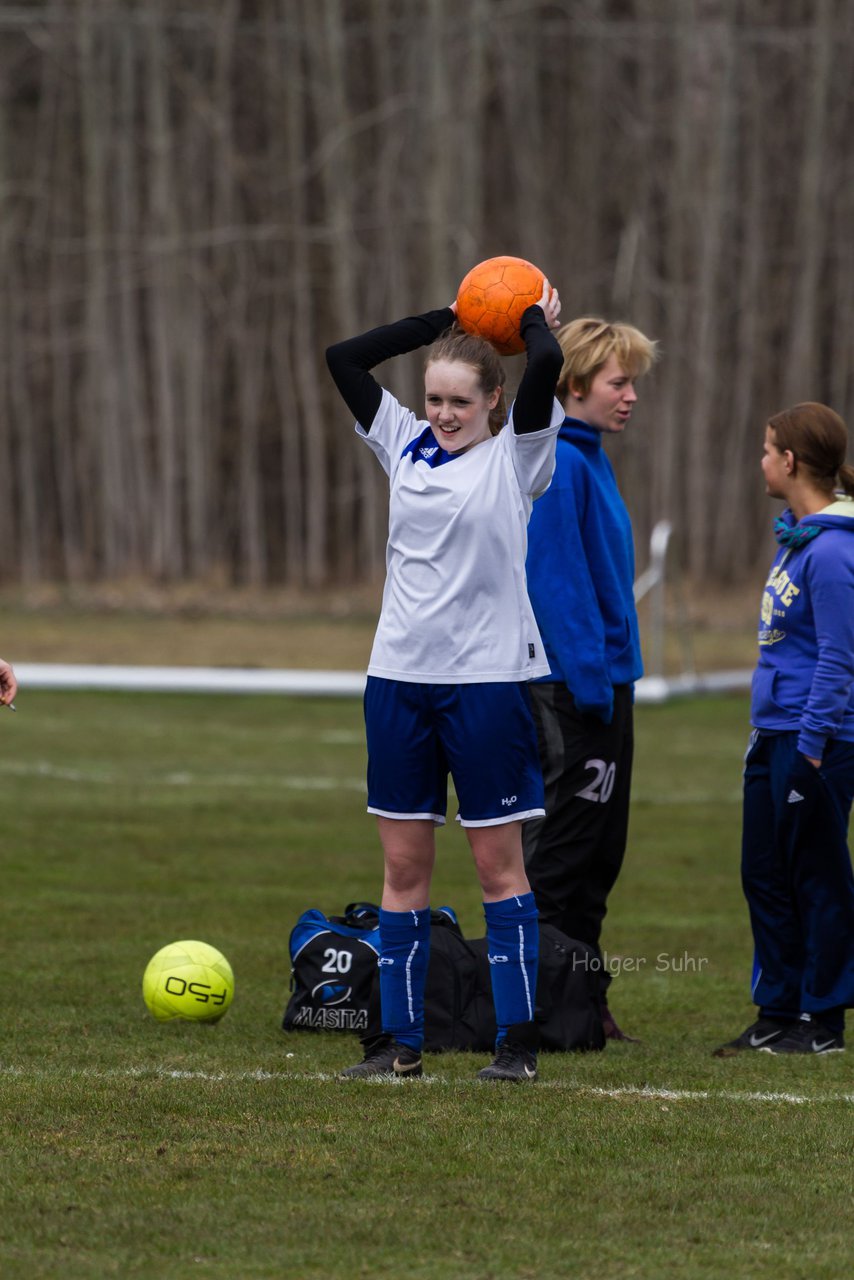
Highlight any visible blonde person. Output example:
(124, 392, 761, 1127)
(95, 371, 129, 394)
(523, 317, 659, 1041)
(326, 280, 563, 1081)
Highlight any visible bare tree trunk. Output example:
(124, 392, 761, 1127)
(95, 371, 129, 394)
(712, 48, 766, 578)
(652, 7, 695, 557)
(78, 3, 128, 576)
(115, 18, 153, 572)
(781, 0, 833, 406)
(308, 0, 380, 583)
(825, 4, 854, 414)
(233, 256, 268, 585)
(144, 4, 184, 579)
(181, 264, 213, 578)
(684, 0, 737, 579)
(425, 0, 453, 292)
(442, 0, 487, 278)
(202, 0, 242, 581)
(8, 255, 40, 580)
(281, 0, 328, 588)
(28, 25, 83, 581)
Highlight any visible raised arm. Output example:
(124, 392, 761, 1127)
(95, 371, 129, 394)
(326, 308, 454, 432)
(513, 282, 563, 434)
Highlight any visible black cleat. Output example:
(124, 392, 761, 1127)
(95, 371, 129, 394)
(477, 1021, 539, 1082)
(477, 1039, 538, 1082)
(712, 1017, 791, 1058)
(601, 1004, 641, 1043)
(338, 1037, 423, 1079)
(760, 1018, 844, 1055)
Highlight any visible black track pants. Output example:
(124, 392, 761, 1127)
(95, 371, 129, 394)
(522, 683, 634, 985)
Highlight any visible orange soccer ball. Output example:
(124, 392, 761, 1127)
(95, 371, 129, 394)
(455, 255, 546, 355)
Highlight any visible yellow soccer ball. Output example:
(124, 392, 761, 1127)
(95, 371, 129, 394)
(142, 939, 235, 1023)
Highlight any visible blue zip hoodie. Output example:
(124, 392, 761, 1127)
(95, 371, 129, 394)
(525, 418, 642, 723)
(752, 497, 854, 758)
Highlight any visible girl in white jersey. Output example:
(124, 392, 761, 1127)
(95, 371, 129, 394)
(326, 280, 563, 1082)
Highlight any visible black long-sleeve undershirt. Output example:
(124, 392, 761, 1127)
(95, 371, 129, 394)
(514, 307, 564, 433)
(326, 308, 453, 430)
(325, 304, 561, 435)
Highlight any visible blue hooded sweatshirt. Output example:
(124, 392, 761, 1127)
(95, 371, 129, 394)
(752, 497, 854, 758)
(525, 418, 642, 723)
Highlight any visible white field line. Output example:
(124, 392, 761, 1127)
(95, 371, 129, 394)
(581, 1083, 854, 1105)
(1, 1062, 851, 1105)
(4, 760, 367, 791)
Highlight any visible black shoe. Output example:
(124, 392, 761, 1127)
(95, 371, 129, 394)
(712, 1017, 791, 1057)
(339, 1037, 423, 1079)
(477, 1022, 539, 1082)
(601, 1005, 640, 1043)
(760, 1017, 845, 1055)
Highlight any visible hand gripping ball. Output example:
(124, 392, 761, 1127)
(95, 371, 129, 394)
(455, 255, 546, 355)
(143, 939, 235, 1023)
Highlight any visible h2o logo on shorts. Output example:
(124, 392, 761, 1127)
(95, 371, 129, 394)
(576, 759, 616, 804)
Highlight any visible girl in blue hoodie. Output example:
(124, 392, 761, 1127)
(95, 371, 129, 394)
(715, 402, 854, 1056)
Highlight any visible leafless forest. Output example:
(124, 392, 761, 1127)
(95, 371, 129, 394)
(1, 0, 852, 590)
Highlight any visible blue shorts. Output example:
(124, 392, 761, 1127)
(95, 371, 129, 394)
(364, 677, 545, 827)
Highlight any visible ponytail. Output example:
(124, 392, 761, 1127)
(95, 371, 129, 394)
(838, 461, 854, 499)
(768, 402, 849, 494)
(489, 390, 508, 437)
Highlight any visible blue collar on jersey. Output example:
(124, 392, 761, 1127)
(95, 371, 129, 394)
(401, 426, 462, 467)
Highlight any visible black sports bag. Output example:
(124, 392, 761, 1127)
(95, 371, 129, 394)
(422, 921, 605, 1052)
(282, 903, 604, 1052)
(281, 902, 382, 1035)
(280, 903, 466, 1036)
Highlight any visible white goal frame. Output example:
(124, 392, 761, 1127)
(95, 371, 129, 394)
(13, 524, 753, 703)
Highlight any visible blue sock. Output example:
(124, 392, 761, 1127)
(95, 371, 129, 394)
(483, 892, 539, 1045)
(378, 907, 431, 1051)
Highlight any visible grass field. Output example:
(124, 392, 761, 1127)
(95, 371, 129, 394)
(2, 687, 852, 1279)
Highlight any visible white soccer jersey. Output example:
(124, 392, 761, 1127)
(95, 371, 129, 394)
(357, 388, 563, 684)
